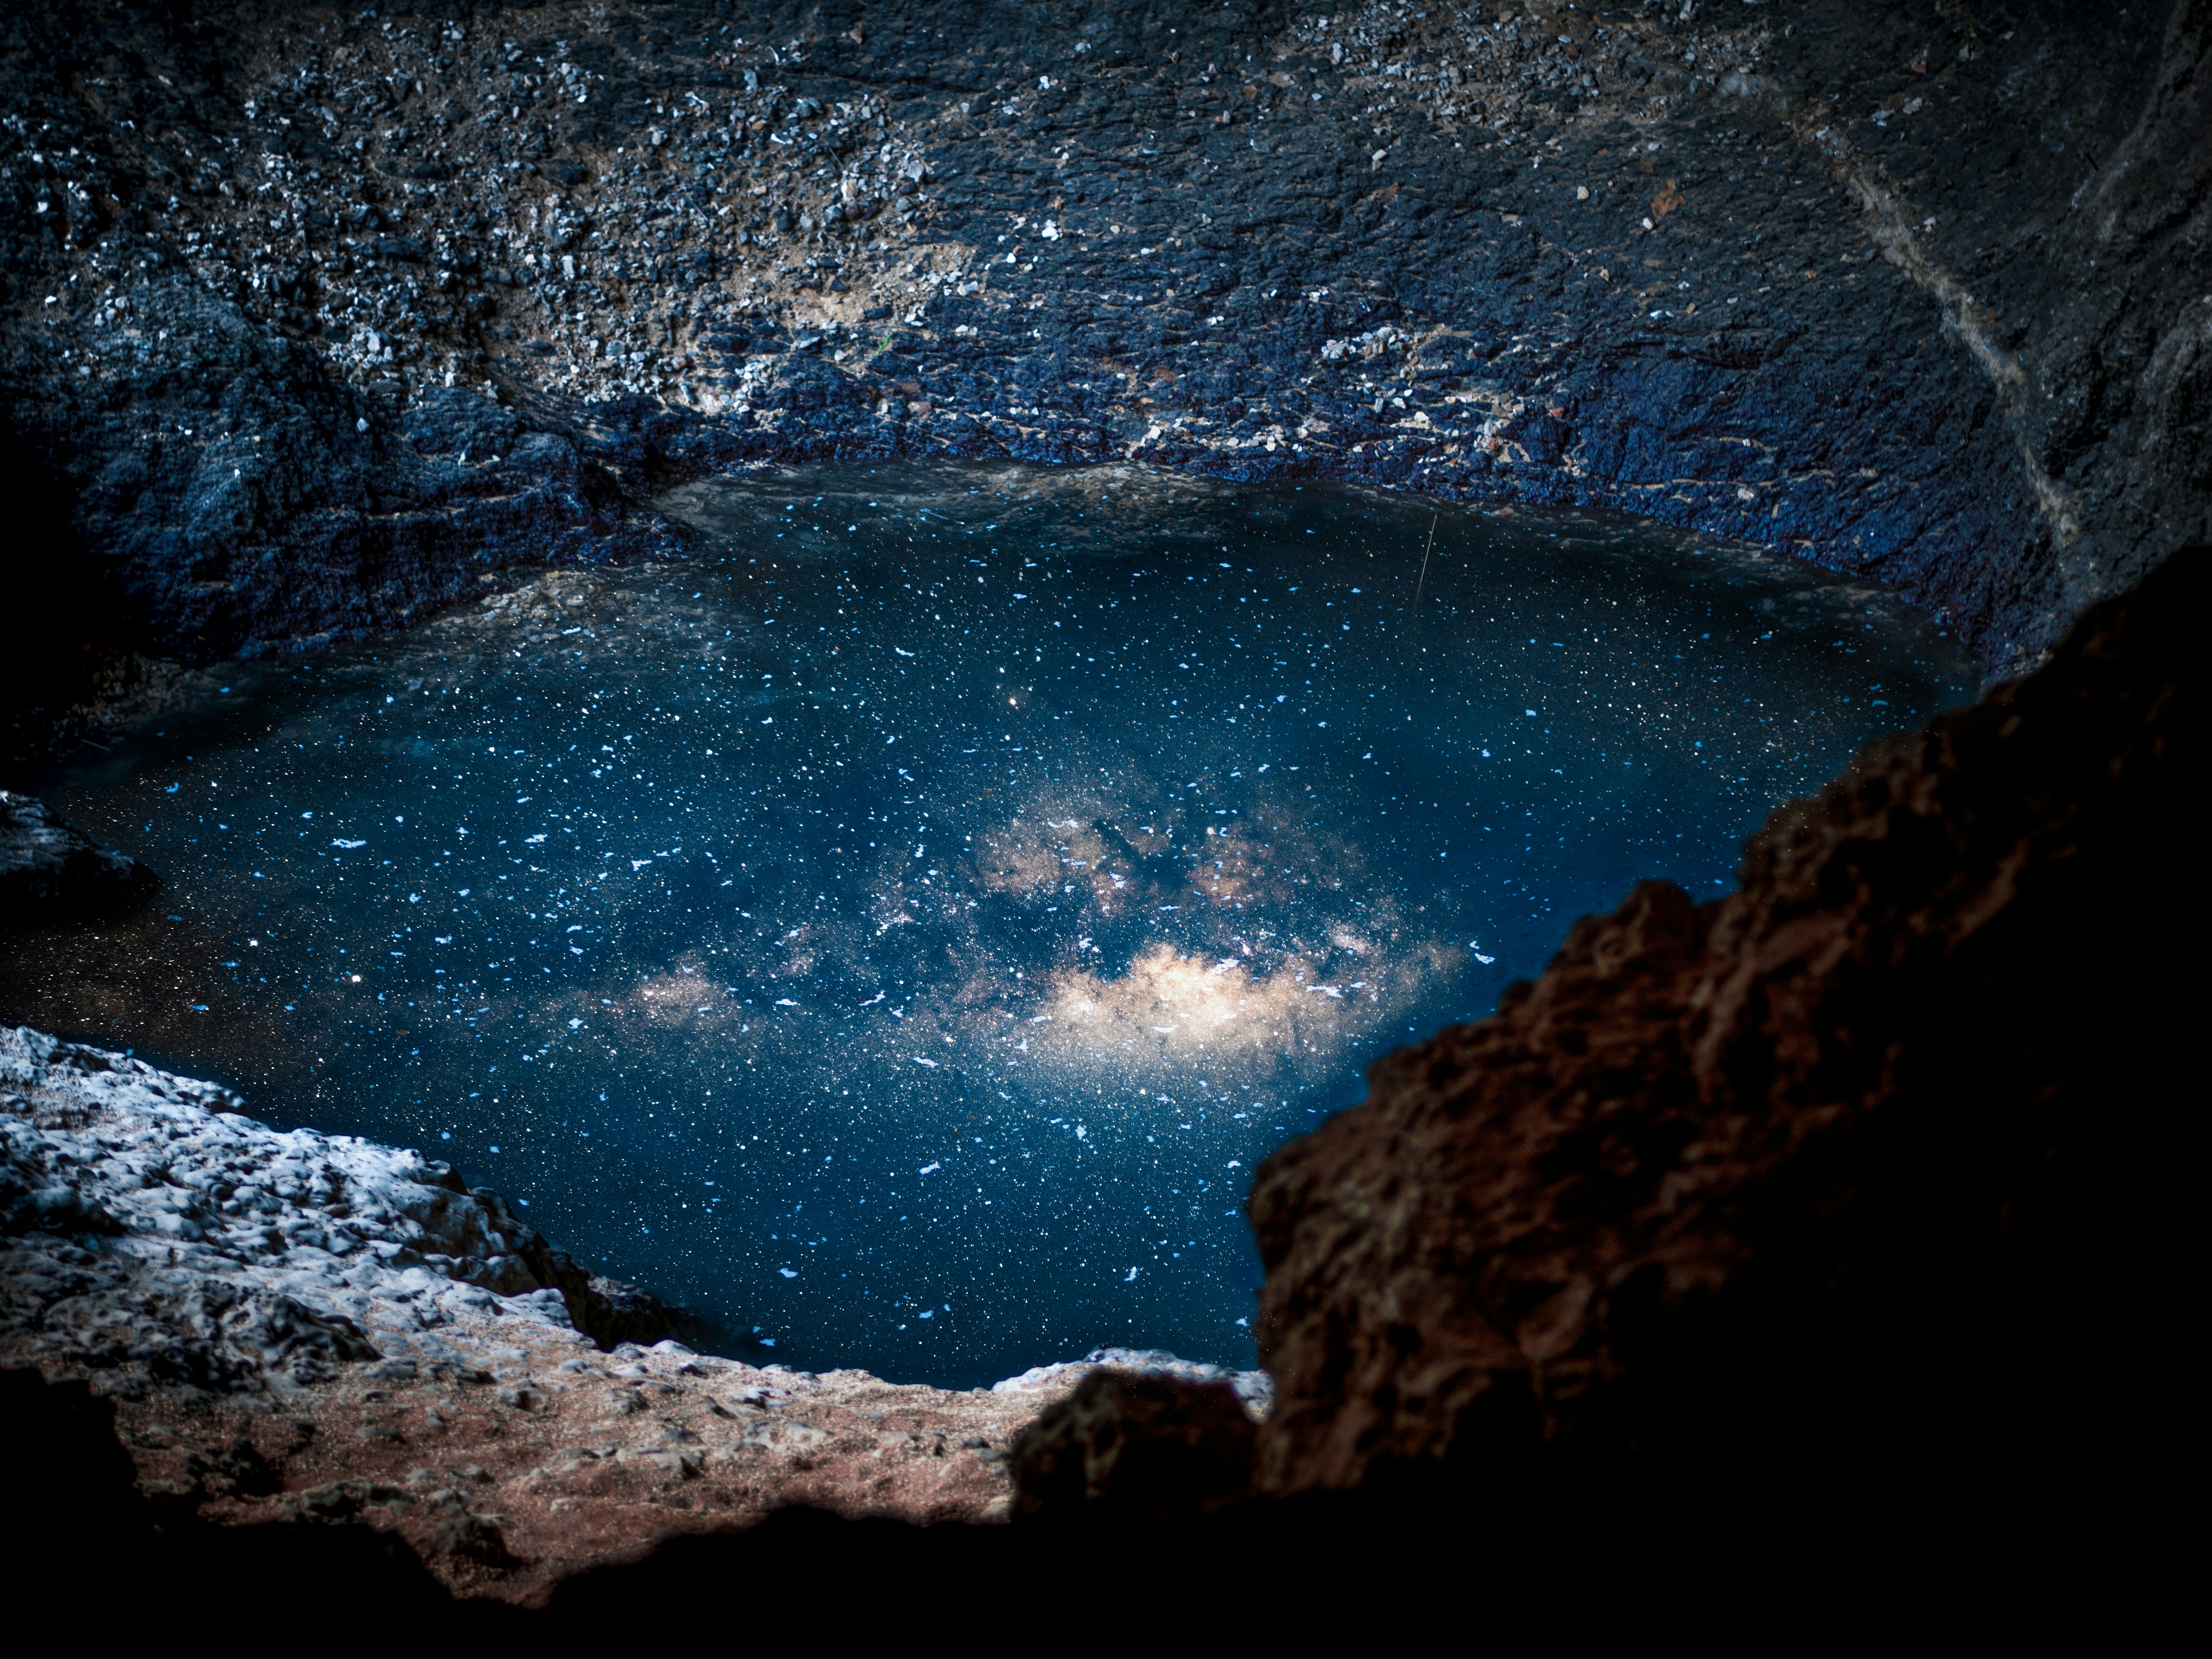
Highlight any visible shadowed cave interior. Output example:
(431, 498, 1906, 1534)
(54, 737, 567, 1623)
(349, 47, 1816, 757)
(0, 0, 2200, 1619)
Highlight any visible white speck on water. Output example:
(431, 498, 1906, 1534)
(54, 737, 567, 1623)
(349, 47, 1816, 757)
(23, 460, 1971, 1392)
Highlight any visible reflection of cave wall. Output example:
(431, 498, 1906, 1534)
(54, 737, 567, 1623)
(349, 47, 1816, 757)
(2, 1, 2205, 777)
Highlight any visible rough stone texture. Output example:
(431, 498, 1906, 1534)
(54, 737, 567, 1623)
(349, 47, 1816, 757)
(0, 1024, 1264, 1601)
(1009, 1369, 1259, 1525)
(1246, 548, 2196, 1505)
(0, 790, 160, 919)
(0, 1024, 682, 1373)
(1, 0, 2202, 1598)
(3, 1, 2206, 771)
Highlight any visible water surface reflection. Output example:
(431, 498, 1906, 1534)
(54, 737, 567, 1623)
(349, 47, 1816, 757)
(7, 463, 1976, 1385)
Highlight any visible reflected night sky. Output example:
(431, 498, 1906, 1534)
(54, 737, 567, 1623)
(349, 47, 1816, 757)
(7, 463, 1976, 1385)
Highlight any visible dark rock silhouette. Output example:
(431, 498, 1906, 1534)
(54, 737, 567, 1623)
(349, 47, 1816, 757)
(0, 1364, 484, 1620)
(0, 791, 159, 919)
(1010, 1369, 1257, 1525)
(1248, 546, 2196, 1518)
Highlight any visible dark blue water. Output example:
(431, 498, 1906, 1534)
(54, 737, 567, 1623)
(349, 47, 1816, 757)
(10, 463, 1975, 1385)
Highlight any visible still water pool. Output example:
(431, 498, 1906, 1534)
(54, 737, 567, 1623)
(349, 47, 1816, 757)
(9, 463, 1975, 1385)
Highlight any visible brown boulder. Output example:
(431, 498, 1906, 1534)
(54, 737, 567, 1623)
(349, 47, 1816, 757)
(1249, 550, 2197, 1511)
(1009, 1370, 1257, 1526)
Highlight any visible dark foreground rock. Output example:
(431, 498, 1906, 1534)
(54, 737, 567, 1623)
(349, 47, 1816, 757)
(3, 1, 2208, 774)
(0, 789, 159, 919)
(1008, 1368, 1258, 1525)
(0, 1364, 477, 1619)
(1248, 546, 2197, 1515)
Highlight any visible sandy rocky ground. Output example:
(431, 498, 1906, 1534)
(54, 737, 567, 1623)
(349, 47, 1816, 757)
(0, 1023, 1265, 1602)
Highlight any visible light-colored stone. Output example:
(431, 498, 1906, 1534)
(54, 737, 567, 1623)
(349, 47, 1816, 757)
(0, 1025, 1262, 1602)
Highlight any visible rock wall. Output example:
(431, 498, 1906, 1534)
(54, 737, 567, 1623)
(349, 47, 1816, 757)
(3, 0, 2206, 769)
(1245, 545, 2196, 1511)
